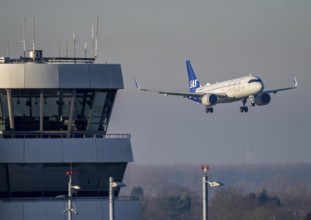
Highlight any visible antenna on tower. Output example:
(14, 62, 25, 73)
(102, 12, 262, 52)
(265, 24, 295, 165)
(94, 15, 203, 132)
(32, 17, 36, 52)
(66, 41, 68, 58)
(84, 42, 87, 58)
(94, 16, 99, 59)
(23, 18, 26, 58)
(58, 44, 61, 57)
(7, 40, 10, 57)
(92, 24, 95, 58)
(73, 33, 76, 63)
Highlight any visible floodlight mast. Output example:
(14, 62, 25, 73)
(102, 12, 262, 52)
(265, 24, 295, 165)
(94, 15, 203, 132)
(109, 177, 114, 220)
(201, 164, 209, 220)
(109, 176, 126, 220)
(201, 164, 223, 220)
(65, 170, 80, 220)
(68, 171, 73, 220)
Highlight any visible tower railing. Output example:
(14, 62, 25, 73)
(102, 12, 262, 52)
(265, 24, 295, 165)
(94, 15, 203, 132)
(1, 132, 130, 139)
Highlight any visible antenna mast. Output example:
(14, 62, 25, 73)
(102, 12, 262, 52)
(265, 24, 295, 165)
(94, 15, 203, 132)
(7, 40, 10, 57)
(66, 41, 68, 58)
(32, 17, 36, 52)
(73, 33, 76, 63)
(84, 42, 87, 58)
(23, 18, 26, 58)
(92, 24, 95, 58)
(95, 16, 99, 59)
(58, 44, 61, 57)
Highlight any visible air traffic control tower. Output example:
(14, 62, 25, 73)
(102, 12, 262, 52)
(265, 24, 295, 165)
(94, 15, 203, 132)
(0, 51, 141, 219)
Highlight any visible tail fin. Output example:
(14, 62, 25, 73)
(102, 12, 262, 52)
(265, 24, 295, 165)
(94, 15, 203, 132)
(186, 60, 201, 92)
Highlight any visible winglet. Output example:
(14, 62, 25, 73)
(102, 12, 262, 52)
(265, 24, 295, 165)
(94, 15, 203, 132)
(292, 75, 298, 88)
(134, 77, 141, 90)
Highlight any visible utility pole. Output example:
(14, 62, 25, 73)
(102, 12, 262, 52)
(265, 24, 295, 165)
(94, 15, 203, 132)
(64, 170, 80, 220)
(201, 164, 209, 220)
(109, 177, 114, 220)
(109, 176, 126, 220)
(201, 164, 223, 220)
(67, 171, 73, 220)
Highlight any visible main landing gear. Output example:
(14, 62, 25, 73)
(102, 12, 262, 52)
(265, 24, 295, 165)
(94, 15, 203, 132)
(240, 97, 256, 113)
(240, 98, 248, 113)
(205, 107, 214, 113)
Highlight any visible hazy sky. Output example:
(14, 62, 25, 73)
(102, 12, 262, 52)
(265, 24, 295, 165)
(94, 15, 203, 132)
(0, 0, 310, 165)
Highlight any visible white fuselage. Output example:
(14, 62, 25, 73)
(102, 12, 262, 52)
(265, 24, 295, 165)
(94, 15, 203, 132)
(196, 75, 264, 104)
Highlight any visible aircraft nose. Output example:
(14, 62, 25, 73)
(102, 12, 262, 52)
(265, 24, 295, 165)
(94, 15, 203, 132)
(258, 81, 264, 92)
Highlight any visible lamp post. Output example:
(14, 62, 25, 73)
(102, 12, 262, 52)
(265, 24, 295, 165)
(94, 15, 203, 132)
(201, 164, 223, 220)
(109, 177, 126, 220)
(65, 170, 80, 220)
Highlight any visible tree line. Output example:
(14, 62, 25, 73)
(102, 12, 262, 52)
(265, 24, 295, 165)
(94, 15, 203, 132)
(121, 163, 311, 219)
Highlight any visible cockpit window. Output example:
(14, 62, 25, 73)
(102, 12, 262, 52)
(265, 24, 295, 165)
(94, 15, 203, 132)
(248, 78, 262, 83)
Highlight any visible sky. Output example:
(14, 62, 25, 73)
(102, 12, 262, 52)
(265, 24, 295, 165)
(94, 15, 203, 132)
(0, 0, 310, 165)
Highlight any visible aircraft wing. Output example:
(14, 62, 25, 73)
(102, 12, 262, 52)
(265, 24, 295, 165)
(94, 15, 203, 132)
(264, 75, 298, 94)
(134, 78, 204, 98)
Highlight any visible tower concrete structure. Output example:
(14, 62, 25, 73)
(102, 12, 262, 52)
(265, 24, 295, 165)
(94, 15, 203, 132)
(0, 52, 141, 219)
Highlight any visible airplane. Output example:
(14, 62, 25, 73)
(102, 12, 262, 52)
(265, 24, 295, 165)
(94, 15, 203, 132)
(134, 60, 298, 113)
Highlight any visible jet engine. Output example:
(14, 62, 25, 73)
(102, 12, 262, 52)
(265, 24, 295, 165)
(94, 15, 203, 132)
(254, 93, 271, 106)
(201, 94, 218, 106)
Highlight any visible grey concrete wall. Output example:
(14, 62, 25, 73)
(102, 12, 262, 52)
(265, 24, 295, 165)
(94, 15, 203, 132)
(0, 137, 133, 163)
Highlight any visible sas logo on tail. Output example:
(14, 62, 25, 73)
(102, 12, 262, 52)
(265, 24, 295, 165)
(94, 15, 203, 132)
(190, 79, 199, 89)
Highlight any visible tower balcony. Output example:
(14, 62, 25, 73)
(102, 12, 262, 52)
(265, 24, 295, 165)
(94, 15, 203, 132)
(0, 133, 133, 198)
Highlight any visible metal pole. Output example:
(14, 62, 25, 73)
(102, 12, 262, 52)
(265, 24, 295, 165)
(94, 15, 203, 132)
(67, 89, 76, 138)
(109, 177, 114, 220)
(7, 40, 10, 57)
(32, 17, 35, 52)
(206, 174, 209, 220)
(68, 173, 72, 220)
(201, 165, 209, 220)
(73, 33, 76, 63)
(95, 16, 99, 59)
(23, 18, 26, 58)
(92, 24, 94, 57)
(39, 90, 44, 133)
(6, 89, 15, 130)
(203, 174, 208, 220)
(84, 42, 87, 58)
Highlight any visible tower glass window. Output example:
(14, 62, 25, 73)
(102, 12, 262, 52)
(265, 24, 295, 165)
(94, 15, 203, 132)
(0, 89, 116, 135)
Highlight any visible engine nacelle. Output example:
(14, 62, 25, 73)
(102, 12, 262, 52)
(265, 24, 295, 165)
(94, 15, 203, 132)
(201, 94, 218, 106)
(254, 93, 271, 106)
